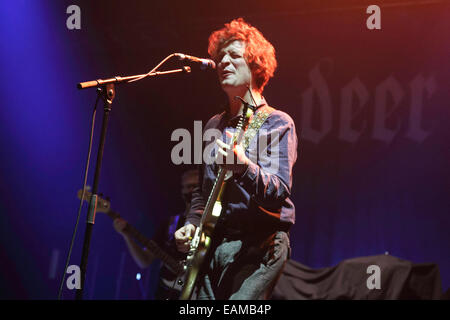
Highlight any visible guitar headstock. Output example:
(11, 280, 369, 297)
(77, 187, 111, 213)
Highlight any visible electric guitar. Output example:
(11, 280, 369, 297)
(77, 189, 185, 284)
(179, 104, 253, 300)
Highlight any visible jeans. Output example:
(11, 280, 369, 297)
(196, 231, 290, 300)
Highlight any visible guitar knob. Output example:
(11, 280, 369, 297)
(177, 280, 184, 285)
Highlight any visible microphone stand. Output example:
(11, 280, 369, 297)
(74, 66, 190, 300)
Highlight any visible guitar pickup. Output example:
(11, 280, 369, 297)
(212, 202, 222, 217)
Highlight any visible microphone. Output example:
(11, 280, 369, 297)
(175, 53, 216, 70)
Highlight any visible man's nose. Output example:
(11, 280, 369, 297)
(219, 54, 231, 67)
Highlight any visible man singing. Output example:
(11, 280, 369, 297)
(175, 18, 298, 300)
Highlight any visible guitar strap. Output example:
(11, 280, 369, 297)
(241, 105, 275, 151)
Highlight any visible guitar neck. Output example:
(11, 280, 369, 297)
(108, 210, 184, 275)
(199, 168, 227, 228)
(198, 112, 251, 234)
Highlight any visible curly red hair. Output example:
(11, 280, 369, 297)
(208, 18, 277, 93)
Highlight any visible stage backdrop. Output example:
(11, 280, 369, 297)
(0, 0, 448, 299)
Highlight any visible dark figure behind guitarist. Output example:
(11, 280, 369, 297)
(175, 18, 298, 300)
(114, 169, 199, 299)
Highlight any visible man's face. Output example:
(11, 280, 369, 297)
(181, 175, 199, 203)
(217, 40, 252, 93)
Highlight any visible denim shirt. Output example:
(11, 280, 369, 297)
(186, 99, 298, 235)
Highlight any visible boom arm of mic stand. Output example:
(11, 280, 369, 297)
(77, 66, 191, 90)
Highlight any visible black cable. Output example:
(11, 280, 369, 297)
(127, 53, 178, 83)
(57, 90, 101, 300)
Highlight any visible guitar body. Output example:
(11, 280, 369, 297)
(179, 233, 210, 300)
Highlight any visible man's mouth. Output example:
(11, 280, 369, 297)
(221, 70, 233, 77)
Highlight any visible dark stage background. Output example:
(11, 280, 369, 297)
(0, 0, 448, 299)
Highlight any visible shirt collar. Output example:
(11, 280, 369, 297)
(224, 96, 268, 127)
